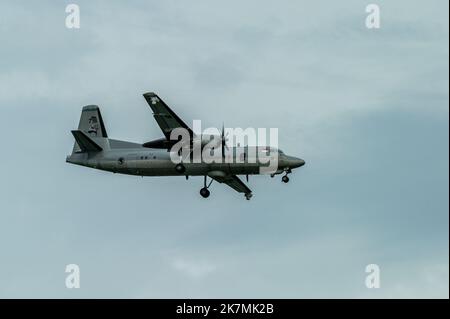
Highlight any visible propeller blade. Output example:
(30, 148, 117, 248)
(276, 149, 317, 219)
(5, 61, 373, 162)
(221, 123, 225, 158)
(223, 124, 230, 151)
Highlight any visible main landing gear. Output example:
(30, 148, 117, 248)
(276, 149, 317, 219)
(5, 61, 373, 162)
(200, 187, 210, 198)
(200, 175, 213, 198)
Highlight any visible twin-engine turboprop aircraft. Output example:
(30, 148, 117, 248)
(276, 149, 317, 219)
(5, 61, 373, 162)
(66, 92, 305, 200)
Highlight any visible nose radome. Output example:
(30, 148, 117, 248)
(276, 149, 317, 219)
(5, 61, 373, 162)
(298, 158, 305, 167)
(290, 157, 305, 168)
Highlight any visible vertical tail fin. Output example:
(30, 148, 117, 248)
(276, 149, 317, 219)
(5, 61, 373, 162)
(72, 105, 108, 153)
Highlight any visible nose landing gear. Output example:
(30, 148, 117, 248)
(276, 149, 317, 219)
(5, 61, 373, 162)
(282, 168, 292, 183)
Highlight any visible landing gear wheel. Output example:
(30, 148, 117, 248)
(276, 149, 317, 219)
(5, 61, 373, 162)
(175, 163, 186, 174)
(200, 187, 210, 198)
(245, 193, 253, 200)
(282, 175, 290, 183)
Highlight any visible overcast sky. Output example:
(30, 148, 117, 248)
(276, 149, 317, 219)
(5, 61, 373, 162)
(0, 0, 448, 298)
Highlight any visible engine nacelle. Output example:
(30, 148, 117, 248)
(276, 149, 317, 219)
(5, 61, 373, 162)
(195, 135, 223, 149)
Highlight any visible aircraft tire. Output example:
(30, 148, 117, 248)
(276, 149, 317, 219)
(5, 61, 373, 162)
(200, 187, 210, 198)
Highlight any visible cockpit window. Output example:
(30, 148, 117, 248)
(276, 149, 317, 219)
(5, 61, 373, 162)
(260, 147, 283, 155)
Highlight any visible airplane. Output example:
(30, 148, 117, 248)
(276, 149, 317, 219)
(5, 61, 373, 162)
(66, 92, 305, 200)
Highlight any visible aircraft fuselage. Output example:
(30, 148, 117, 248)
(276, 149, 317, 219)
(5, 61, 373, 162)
(66, 146, 304, 177)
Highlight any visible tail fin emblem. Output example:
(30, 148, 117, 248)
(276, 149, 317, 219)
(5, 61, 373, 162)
(88, 116, 99, 135)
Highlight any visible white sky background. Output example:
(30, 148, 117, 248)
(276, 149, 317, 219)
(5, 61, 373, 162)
(0, 0, 448, 298)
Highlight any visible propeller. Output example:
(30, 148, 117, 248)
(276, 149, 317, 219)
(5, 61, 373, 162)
(221, 123, 229, 158)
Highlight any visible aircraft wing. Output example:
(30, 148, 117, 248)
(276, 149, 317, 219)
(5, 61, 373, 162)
(209, 173, 252, 197)
(143, 92, 194, 139)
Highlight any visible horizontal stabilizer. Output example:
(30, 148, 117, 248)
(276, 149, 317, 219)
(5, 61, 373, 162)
(71, 130, 103, 152)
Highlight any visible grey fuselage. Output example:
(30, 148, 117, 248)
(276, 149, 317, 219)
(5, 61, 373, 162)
(66, 138, 304, 177)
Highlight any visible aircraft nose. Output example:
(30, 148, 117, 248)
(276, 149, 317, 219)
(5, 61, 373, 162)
(289, 157, 305, 168)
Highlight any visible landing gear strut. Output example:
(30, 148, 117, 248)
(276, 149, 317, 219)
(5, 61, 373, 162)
(200, 175, 213, 198)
